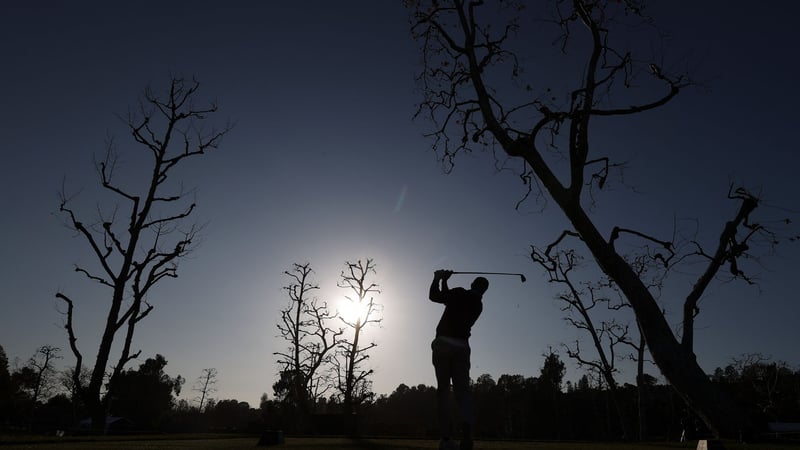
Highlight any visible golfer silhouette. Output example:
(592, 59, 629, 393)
(429, 269, 489, 450)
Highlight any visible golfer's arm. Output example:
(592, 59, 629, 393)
(429, 278, 445, 303)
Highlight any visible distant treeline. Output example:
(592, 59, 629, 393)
(2, 345, 798, 441)
(265, 364, 800, 442)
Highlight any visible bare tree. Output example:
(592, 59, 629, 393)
(55, 77, 230, 430)
(728, 353, 789, 421)
(26, 345, 62, 406)
(333, 258, 382, 415)
(536, 222, 669, 441)
(274, 263, 342, 422)
(533, 247, 633, 439)
(16, 346, 61, 428)
(9, 346, 62, 428)
(408, 0, 790, 437)
(193, 368, 218, 412)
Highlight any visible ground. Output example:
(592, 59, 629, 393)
(0, 436, 797, 449)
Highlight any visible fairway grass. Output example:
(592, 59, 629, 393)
(0, 436, 797, 450)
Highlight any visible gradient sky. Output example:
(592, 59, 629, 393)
(2, 2, 798, 408)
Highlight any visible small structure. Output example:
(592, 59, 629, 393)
(696, 439, 725, 450)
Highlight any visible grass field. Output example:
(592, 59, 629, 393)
(0, 435, 798, 450)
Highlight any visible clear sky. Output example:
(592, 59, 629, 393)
(1, 2, 798, 408)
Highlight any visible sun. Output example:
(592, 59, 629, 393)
(337, 296, 370, 324)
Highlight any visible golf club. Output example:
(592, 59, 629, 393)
(450, 271, 526, 283)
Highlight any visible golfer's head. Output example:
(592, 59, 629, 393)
(471, 276, 489, 295)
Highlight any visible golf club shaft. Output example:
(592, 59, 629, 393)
(450, 271, 526, 282)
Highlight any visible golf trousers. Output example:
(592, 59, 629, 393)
(431, 336, 474, 439)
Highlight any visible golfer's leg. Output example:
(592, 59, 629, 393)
(451, 345, 474, 437)
(432, 339, 453, 439)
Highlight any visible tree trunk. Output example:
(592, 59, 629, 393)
(85, 394, 105, 433)
(86, 287, 125, 430)
(637, 332, 648, 441)
(344, 318, 361, 415)
(564, 203, 748, 438)
(604, 371, 633, 440)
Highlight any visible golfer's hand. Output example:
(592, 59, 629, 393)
(435, 269, 453, 280)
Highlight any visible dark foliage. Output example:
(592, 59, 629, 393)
(106, 354, 184, 430)
(711, 357, 800, 429)
(357, 367, 800, 442)
(2, 346, 798, 441)
(0, 347, 11, 425)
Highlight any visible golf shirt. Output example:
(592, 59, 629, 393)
(433, 287, 483, 340)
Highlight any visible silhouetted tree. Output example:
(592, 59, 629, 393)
(538, 350, 566, 438)
(408, 0, 789, 437)
(333, 258, 382, 415)
(192, 367, 218, 412)
(206, 399, 259, 432)
(713, 353, 800, 427)
(533, 247, 634, 439)
(55, 77, 230, 430)
(274, 262, 342, 426)
(472, 374, 502, 437)
(540, 350, 566, 393)
(368, 383, 438, 436)
(107, 354, 184, 430)
(14, 346, 62, 428)
(260, 392, 291, 431)
(25, 346, 62, 407)
(10, 367, 37, 423)
(497, 374, 527, 437)
(7, 348, 63, 429)
(0, 346, 11, 423)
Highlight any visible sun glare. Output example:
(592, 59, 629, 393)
(337, 296, 370, 324)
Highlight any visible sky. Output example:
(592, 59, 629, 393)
(1, 2, 799, 408)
